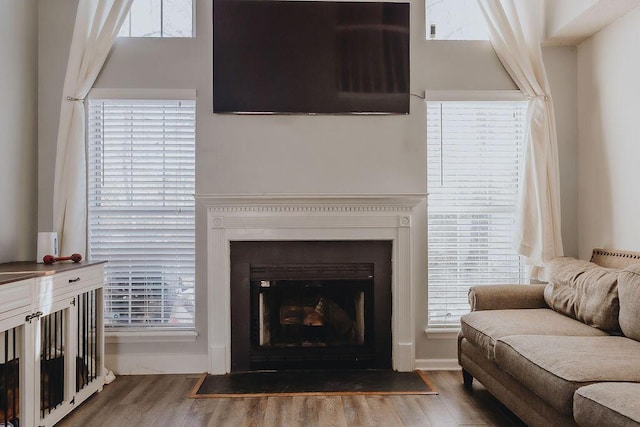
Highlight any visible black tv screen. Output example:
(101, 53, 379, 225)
(213, 0, 410, 114)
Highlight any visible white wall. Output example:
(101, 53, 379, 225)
(37, 0, 77, 233)
(37, 0, 578, 371)
(547, 46, 579, 259)
(577, 6, 640, 259)
(0, 0, 38, 263)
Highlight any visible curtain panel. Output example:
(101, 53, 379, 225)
(53, 0, 133, 257)
(478, 0, 564, 275)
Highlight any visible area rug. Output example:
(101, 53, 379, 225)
(189, 370, 437, 398)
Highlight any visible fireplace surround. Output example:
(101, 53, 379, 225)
(199, 194, 424, 374)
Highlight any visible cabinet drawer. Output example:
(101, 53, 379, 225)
(0, 278, 34, 319)
(36, 265, 104, 303)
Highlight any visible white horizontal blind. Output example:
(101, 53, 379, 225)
(88, 98, 196, 329)
(427, 100, 529, 327)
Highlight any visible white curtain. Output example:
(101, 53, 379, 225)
(478, 0, 564, 274)
(53, 0, 133, 257)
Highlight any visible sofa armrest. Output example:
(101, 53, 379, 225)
(468, 284, 547, 311)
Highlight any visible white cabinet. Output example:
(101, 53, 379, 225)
(0, 263, 105, 427)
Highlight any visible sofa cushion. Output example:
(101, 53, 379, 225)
(544, 257, 621, 333)
(460, 308, 608, 361)
(618, 264, 640, 341)
(494, 335, 640, 416)
(574, 383, 640, 427)
(468, 284, 547, 311)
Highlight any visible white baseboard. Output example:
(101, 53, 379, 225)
(105, 352, 209, 375)
(415, 358, 461, 371)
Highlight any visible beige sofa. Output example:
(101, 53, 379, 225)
(458, 249, 640, 427)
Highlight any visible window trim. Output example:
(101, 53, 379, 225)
(425, 90, 529, 330)
(88, 88, 196, 101)
(105, 330, 198, 344)
(426, 90, 526, 102)
(424, 327, 459, 339)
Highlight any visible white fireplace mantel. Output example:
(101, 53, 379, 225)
(197, 193, 426, 373)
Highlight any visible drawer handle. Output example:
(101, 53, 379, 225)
(69, 277, 81, 283)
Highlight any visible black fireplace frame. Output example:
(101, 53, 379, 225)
(230, 240, 392, 371)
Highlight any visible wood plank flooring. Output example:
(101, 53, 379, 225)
(57, 371, 526, 426)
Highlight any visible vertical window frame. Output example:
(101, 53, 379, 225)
(87, 88, 197, 331)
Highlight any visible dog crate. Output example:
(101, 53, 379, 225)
(0, 275, 33, 427)
(76, 289, 100, 393)
(35, 267, 104, 427)
(38, 307, 67, 419)
(35, 302, 73, 425)
(0, 263, 105, 427)
(0, 325, 22, 427)
(37, 289, 101, 424)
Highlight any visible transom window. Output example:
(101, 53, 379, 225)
(427, 98, 529, 328)
(118, 0, 194, 38)
(426, 0, 489, 40)
(87, 92, 196, 329)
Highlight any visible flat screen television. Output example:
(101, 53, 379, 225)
(213, 0, 410, 114)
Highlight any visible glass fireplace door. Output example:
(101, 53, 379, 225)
(247, 264, 376, 370)
(255, 279, 367, 349)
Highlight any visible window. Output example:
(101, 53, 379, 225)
(426, 0, 488, 40)
(427, 98, 529, 328)
(87, 93, 196, 330)
(118, 0, 194, 38)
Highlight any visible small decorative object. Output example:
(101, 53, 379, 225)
(43, 253, 82, 264)
(37, 231, 58, 263)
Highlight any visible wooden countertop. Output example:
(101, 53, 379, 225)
(0, 261, 106, 285)
(0, 272, 39, 285)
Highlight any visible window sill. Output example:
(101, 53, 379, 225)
(105, 330, 198, 344)
(424, 328, 460, 340)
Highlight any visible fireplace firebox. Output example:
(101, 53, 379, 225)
(231, 241, 392, 371)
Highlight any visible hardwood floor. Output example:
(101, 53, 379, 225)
(57, 371, 526, 427)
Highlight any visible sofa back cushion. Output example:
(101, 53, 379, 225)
(544, 257, 621, 333)
(618, 263, 640, 341)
